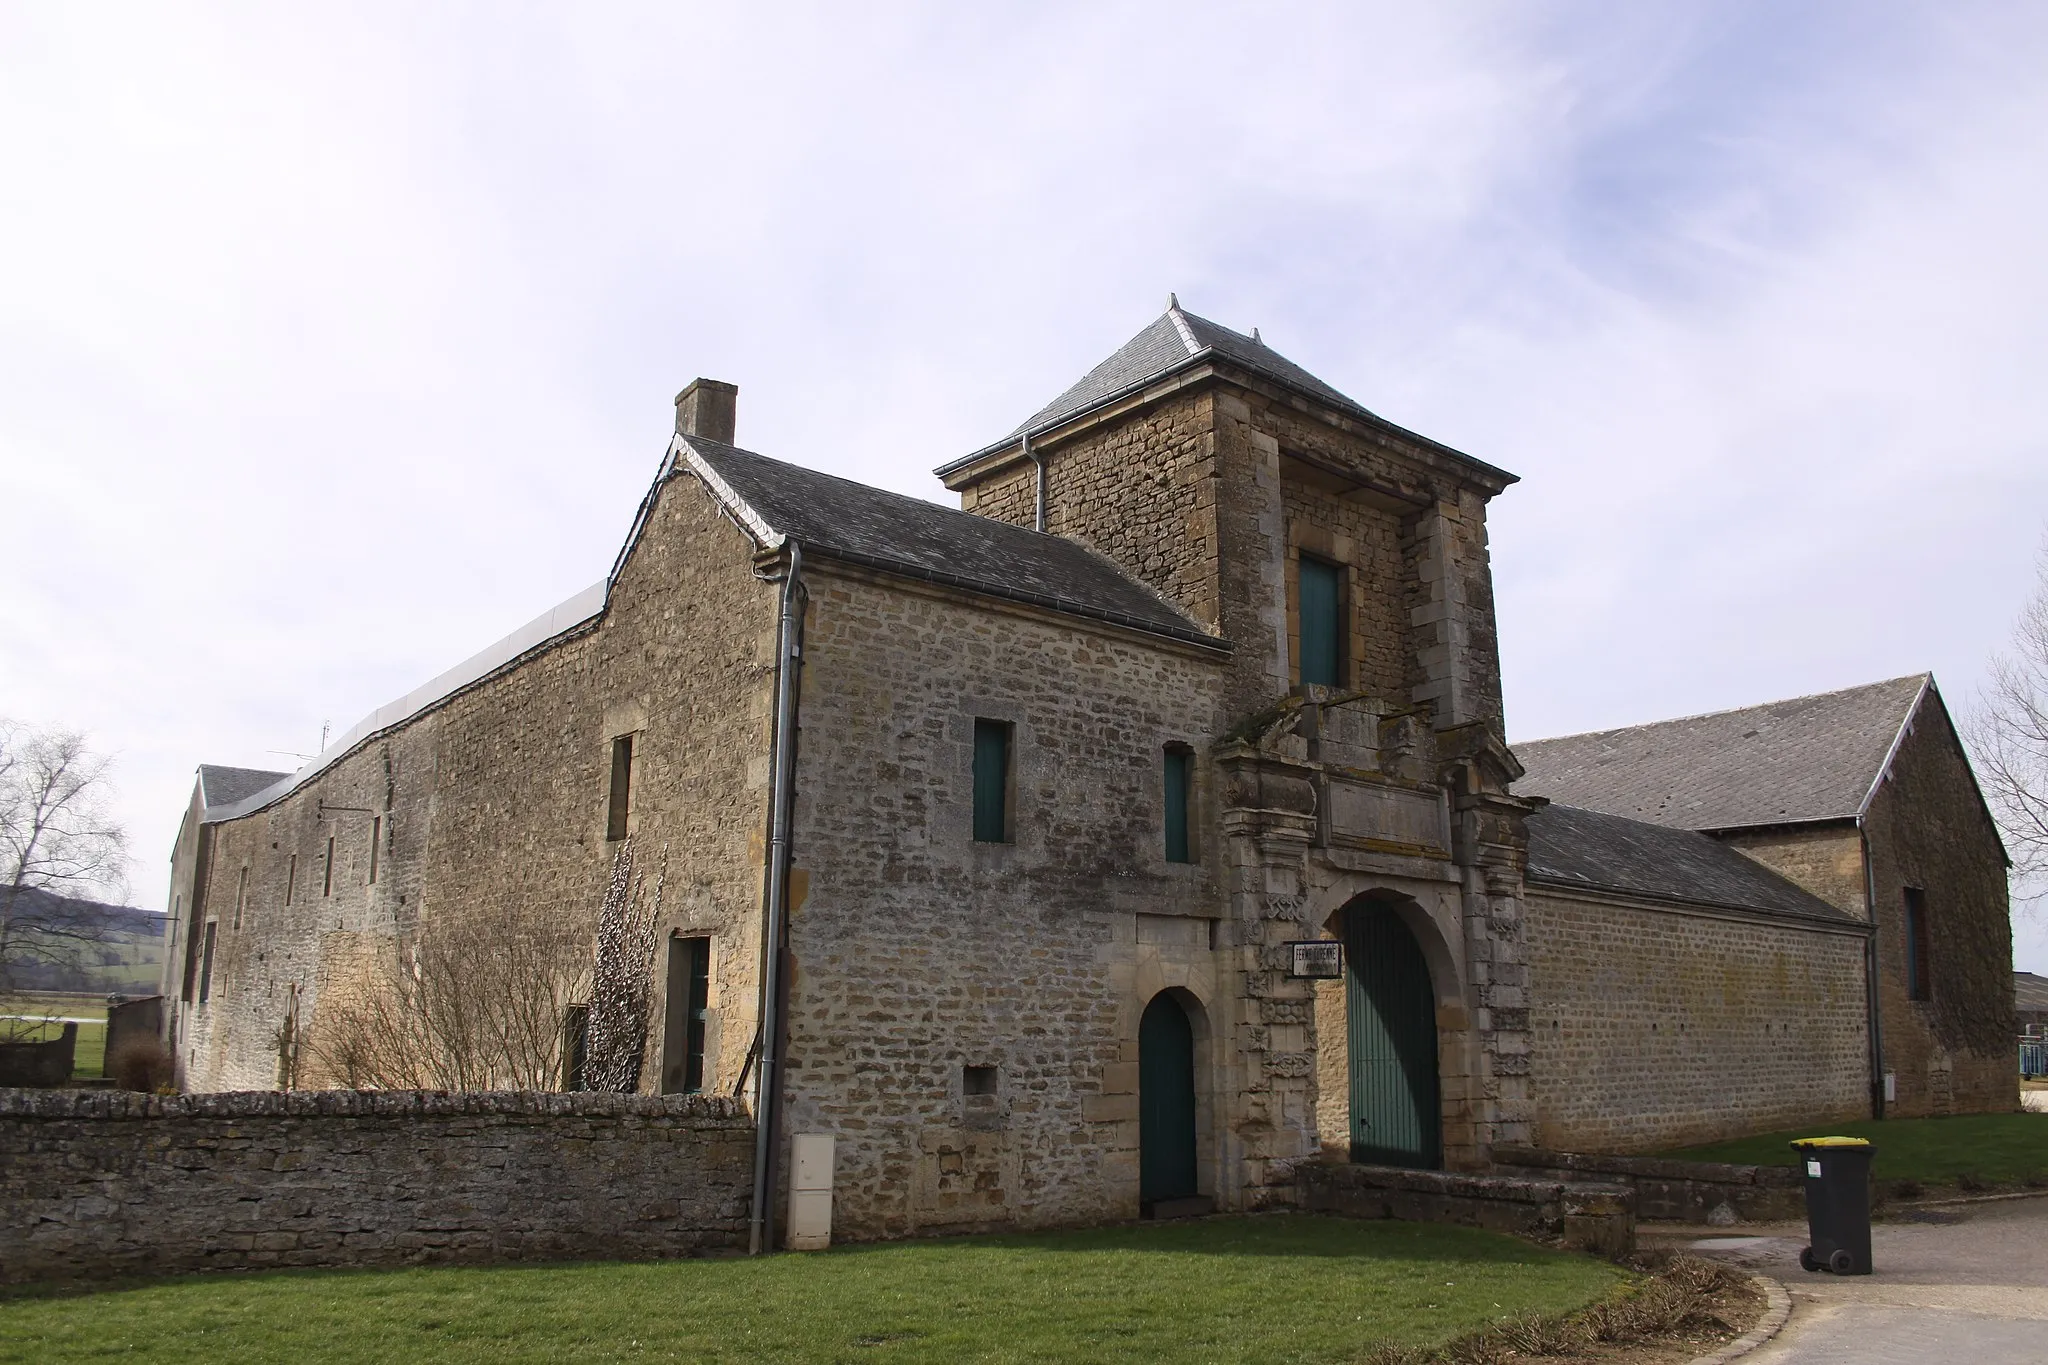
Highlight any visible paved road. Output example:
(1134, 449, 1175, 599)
(1664, 1195, 2048, 1364)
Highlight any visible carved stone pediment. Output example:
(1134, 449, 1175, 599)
(1219, 691, 1453, 857)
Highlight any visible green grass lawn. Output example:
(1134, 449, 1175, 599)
(0, 992, 106, 1078)
(1659, 1112, 2048, 1186)
(0, 1215, 1625, 1365)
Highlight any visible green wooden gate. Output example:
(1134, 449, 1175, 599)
(1344, 901, 1441, 1168)
(1139, 992, 1198, 1204)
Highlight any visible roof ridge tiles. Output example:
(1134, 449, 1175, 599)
(1515, 673, 1931, 749)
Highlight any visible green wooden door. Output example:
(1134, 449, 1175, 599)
(1345, 902, 1441, 1168)
(1139, 993, 1198, 1204)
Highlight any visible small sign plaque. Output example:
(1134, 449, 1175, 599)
(1287, 940, 1344, 979)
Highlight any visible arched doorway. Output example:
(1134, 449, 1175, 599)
(1344, 897, 1441, 1168)
(1139, 991, 1198, 1207)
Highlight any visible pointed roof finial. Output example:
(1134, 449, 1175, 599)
(1167, 292, 1180, 311)
(1252, 327, 1263, 345)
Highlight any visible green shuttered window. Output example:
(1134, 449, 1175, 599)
(972, 719, 1011, 843)
(1164, 746, 1193, 863)
(1298, 555, 1343, 687)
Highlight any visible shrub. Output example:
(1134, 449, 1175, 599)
(106, 1035, 176, 1093)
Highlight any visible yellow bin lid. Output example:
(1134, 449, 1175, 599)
(1790, 1136, 1872, 1148)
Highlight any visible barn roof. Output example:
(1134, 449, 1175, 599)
(1525, 803, 1859, 924)
(1512, 675, 1931, 831)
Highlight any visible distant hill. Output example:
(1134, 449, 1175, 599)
(1, 887, 166, 996)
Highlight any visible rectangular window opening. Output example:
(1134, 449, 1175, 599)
(285, 854, 297, 907)
(234, 867, 248, 930)
(198, 922, 218, 1004)
(661, 935, 712, 1094)
(322, 836, 335, 897)
(1297, 554, 1344, 688)
(1904, 887, 1932, 1001)
(972, 719, 1013, 844)
(607, 735, 635, 842)
(560, 1003, 590, 1091)
(368, 816, 381, 884)
(1163, 749, 1196, 863)
(1164, 745, 1194, 864)
(963, 1064, 999, 1096)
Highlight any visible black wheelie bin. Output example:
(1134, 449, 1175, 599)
(1791, 1136, 1874, 1275)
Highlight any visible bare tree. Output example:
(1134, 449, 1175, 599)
(0, 720, 130, 1020)
(1973, 544, 2048, 900)
(309, 905, 590, 1091)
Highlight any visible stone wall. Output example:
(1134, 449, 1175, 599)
(1491, 1146, 1804, 1224)
(0, 1089, 752, 1282)
(1860, 694, 2016, 1117)
(960, 386, 1226, 644)
(0, 1024, 75, 1088)
(1525, 887, 1870, 1152)
(1719, 826, 1868, 918)
(166, 463, 781, 1099)
(784, 563, 1234, 1238)
(1297, 1159, 1635, 1257)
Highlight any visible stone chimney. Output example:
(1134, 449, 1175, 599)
(674, 378, 738, 444)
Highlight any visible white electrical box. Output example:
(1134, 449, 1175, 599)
(788, 1133, 835, 1251)
(1883, 1072, 1897, 1103)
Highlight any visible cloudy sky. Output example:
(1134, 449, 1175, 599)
(3, 3, 2045, 967)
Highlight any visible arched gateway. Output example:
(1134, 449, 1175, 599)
(1343, 897, 1442, 1168)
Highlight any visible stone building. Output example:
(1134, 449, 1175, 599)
(1516, 676, 2017, 1124)
(159, 302, 2014, 1241)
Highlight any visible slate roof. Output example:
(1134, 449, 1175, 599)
(940, 300, 1389, 469)
(1513, 675, 1931, 831)
(2016, 971, 2048, 1015)
(681, 438, 1223, 650)
(197, 764, 290, 810)
(1525, 803, 1857, 923)
(1012, 302, 1373, 438)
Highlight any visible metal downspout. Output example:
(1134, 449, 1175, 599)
(749, 543, 806, 1255)
(1859, 821, 1887, 1119)
(1029, 432, 1047, 533)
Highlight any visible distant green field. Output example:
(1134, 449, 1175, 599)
(1, 993, 109, 1078)
(1660, 1112, 2048, 1187)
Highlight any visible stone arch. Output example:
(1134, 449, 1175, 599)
(1308, 884, 1473, 1171)
(1118, 976, 1220, 1215)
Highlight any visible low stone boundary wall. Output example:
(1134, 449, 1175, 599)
(1492, 1146, 1802, 1224)
(1296, 1161, 1635, 1257)
(0, 1023, 76, 1088)
(0, 1088, 753, 1282)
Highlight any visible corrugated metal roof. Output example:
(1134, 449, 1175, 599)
(1513, 675, 1930, 831)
